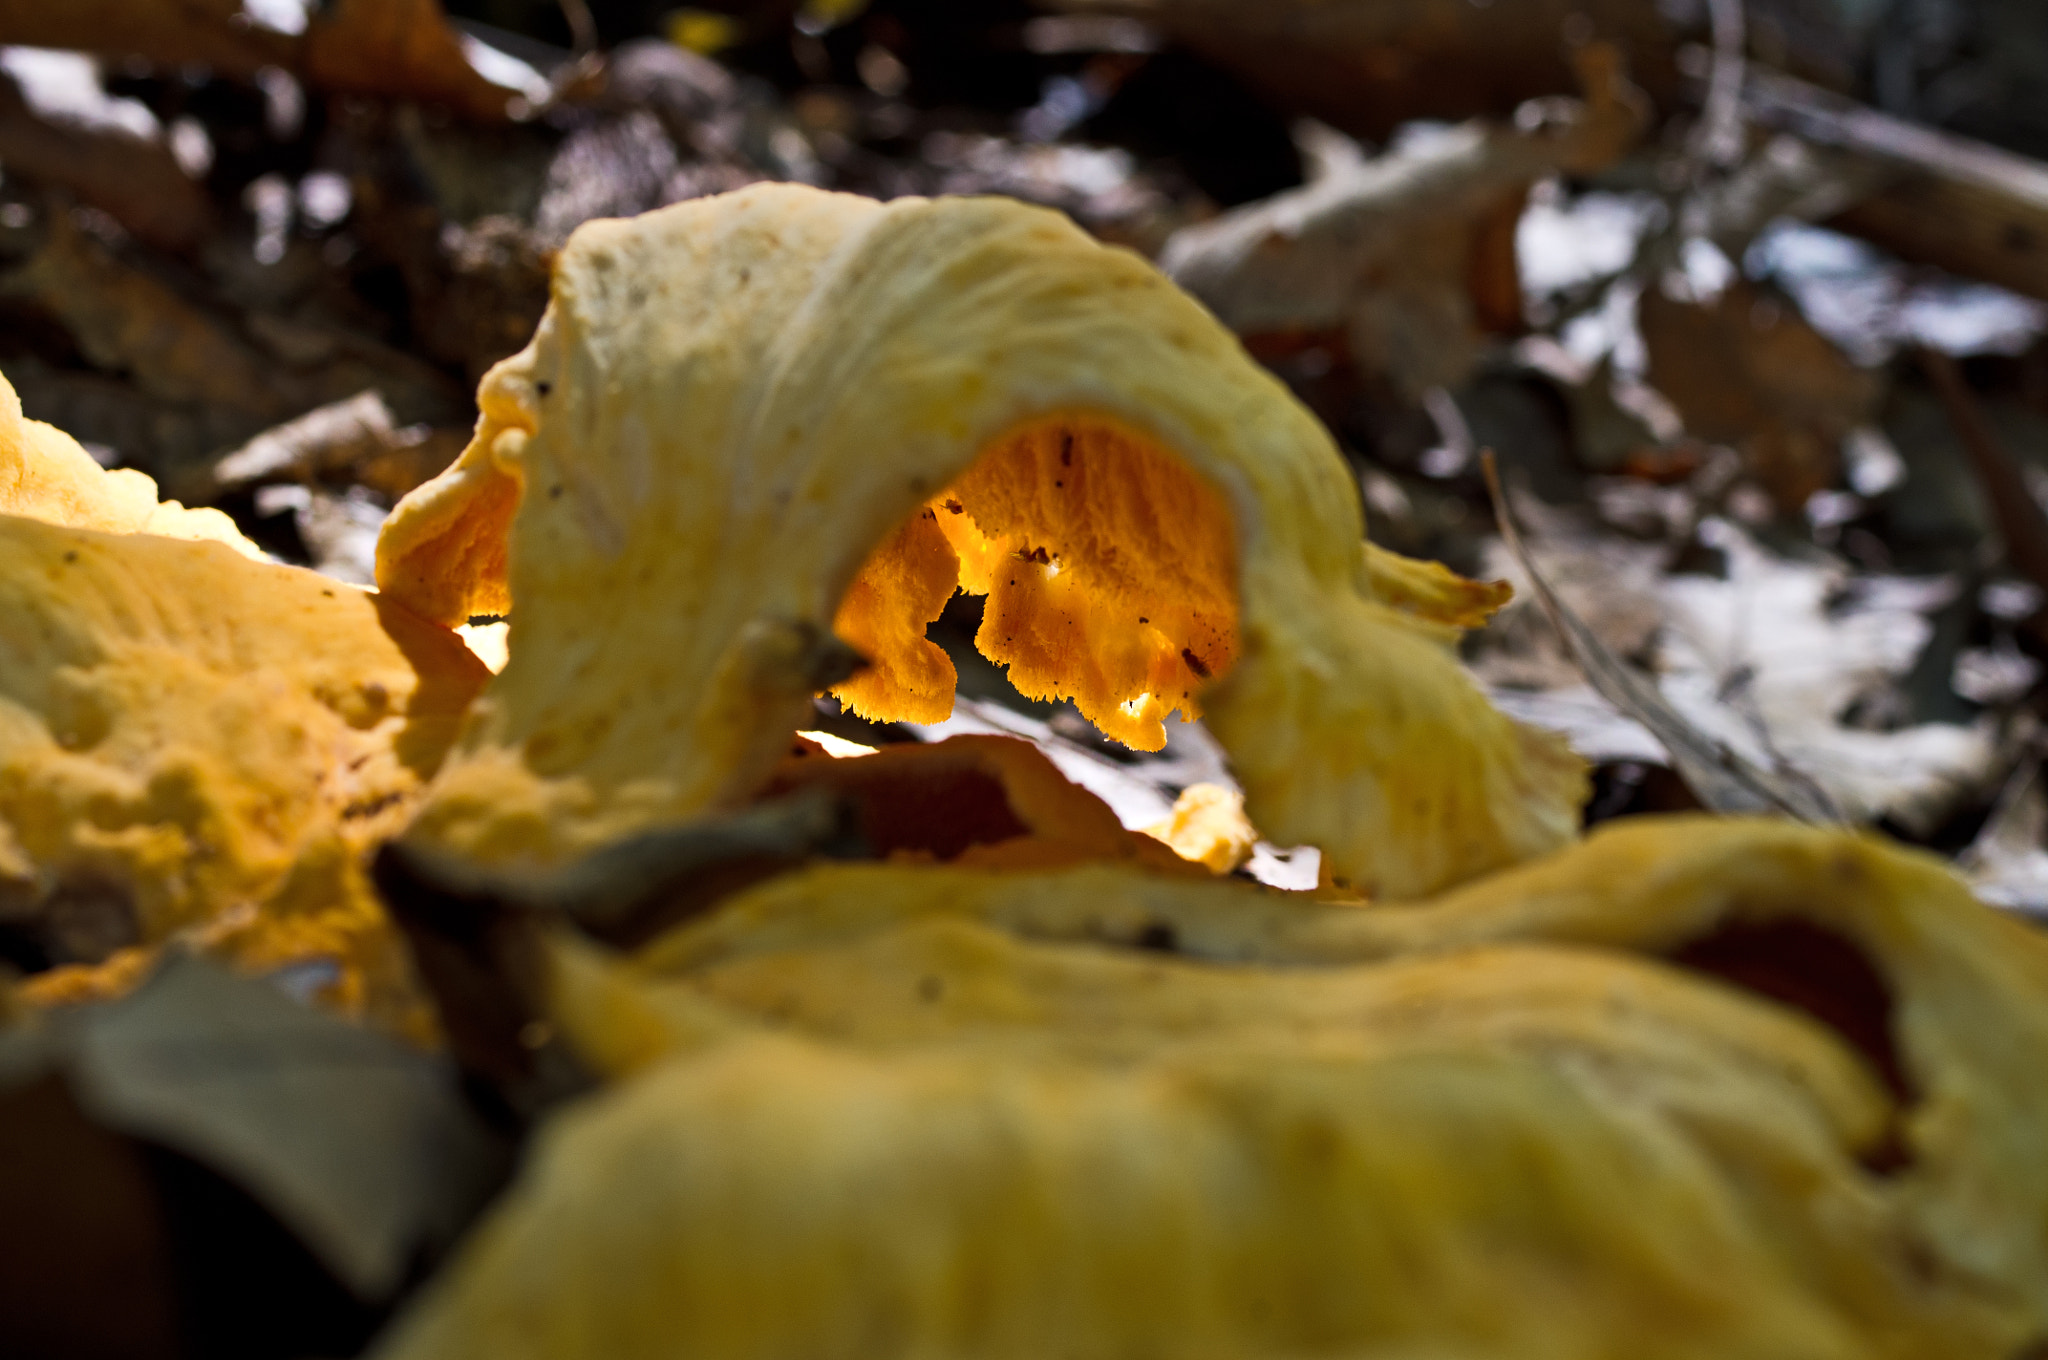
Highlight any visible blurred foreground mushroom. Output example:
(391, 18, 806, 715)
(372, 817, 2048, 1360)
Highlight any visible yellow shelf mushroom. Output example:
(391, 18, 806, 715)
(0, 369, 488, 1030)
(375, 182, 1584, 898)
(373, 817, 2048, 1360)
(0, 368, 259, 555)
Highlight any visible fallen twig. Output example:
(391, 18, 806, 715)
(1483, 451, 1845, 823)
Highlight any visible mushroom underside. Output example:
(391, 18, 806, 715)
(830, 412, 1238, 754)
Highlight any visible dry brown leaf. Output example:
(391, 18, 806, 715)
(1040, 0, 1685, 143)
(303, 0, 526, 123)
(0, 0, 521, 122)
(1159, 45, 1647, 398)
(1639, 277, 1880, 509)
(0, 68, 214, 255)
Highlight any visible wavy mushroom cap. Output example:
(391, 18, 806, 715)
(376, 183, 1584, 897)
(0, 366, 261, 555)
(0, 514, 488, 1028)
(374, 817, 2048, 1360)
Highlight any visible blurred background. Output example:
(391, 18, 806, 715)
(2, 0, 2048, 897)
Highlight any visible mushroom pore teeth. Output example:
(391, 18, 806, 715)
(828, 415, 1239, 750)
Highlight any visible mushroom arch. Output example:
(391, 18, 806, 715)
(376, 183, 1583, 898)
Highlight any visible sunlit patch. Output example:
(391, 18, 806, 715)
(830, 413, 1237, 751)
(796, 730, 880, 758)
(457, 620, 511, 673)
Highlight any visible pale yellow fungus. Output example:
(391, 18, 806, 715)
(375, 184, 1584, 896)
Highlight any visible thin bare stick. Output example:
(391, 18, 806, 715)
(1482, 451, 1843, 823)
(1693, 0, 1747, 171)
(557, 0, 598, 57)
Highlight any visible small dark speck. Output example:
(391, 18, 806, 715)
(549, 485, 564, 499)
(1181, 648, 1212, 679)
(1059, 432, 1073, 466)
(943, 499, 964, 514)
(917, 975, 944, 1002)
(1054, 480, 1063, 488)
(1138, 617, 1149, 624)
(321, 588, 334, 597)
(1135, 922, 1177, 952)
(62, 550, 77, 563)
(535, 381, 552, 396)
(1009, 578, 1016, 586)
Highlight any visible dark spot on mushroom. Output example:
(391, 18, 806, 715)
(1139, 617, 1149, 624)
(1059, 432, 1073, 466)
(761, 754, 1029, 862)
(1181, 648, 1212, 679)
(943, 499, 964, 514)
(535, 381, 552, 396)
(62, 551, 77, 564)
(918, 975, 944, 1003)
(1135, 921, 1178, 952)
(342, 791, 406, 821)
(321, 589, 334, 597)
(549, 485, 564, 499)
(1054, 481, 1063, 488)
(1668, 916, 1916, 1173)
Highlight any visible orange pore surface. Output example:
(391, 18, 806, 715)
(830, 414, 1238, 750)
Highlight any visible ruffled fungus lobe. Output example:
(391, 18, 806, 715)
(831, 416, 1238, 749)
(0, 513, 488, 1028)
(375, 818, 2048, 1359)
(377, 183, 1583, 896)
(0, 368, 258, 556)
